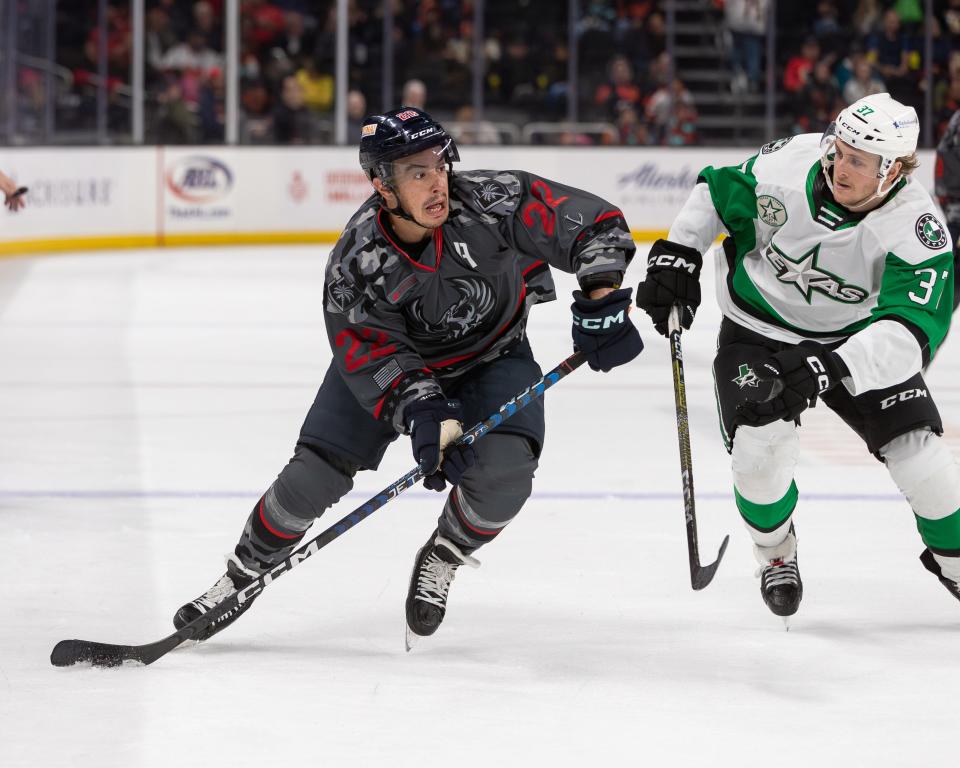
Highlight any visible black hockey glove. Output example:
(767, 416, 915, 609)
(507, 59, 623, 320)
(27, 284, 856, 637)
(404, 396, 477, 492)
(737, 342, 849, 426)
(571, 287, 644, 372)
(636, 238, 703, 336)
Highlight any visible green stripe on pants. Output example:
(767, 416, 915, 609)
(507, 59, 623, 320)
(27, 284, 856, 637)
(915, 507, 960, 555)
(735, 481, 799, 532)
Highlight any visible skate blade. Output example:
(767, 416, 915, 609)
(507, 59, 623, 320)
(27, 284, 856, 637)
(782, 616, 791, 631)
(405, 625, 420, 652)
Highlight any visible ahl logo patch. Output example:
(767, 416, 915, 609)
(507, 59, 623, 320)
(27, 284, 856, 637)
(327, 276, 362, 312)
(761, 137, 793, 154)
(757, 195, 788, 227)
(473, 181, 510, 212)
(915, 213, 948, 250)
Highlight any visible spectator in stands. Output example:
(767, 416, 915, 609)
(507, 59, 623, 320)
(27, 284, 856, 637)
(812, 0, 844, 60)
(276, 10, 314, 64)
(0, 169, 26, 212)
(295, 56, 334, 113)
(240, 78, 273, 144)
(346, 89, 367, 141)
(197, 66, 226, 143)
(146, 5, 178, 86)
(642, 11, 668, 61)
(852, 0, 883, 37)
(783, 37, 821, 94)
(161, 29, 224, 75)
(866, 8, 912, 105)
(945, 0, 960, 48)
(452, 104, 501, 145)
(84, 4, 132, 78)
(156, 0, 193, 41)
(615, 105, 651, 146)
(193, 1, 223, 52)
(843, 57, 885, 104)
(402, 78, 427, 110)
(156, 77, 198, 144)
(646, 77, 696, 145)
(724, 0, 769, 94)
(242, 0, 286, 53)
(273, 75, 313, 144)
(594, 55, 643, 122)
(795, 60, 844, 133)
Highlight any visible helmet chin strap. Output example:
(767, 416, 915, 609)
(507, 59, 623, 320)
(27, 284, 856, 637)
(378, 185, 421, 224)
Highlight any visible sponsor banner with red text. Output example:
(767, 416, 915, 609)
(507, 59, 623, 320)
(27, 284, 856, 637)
(0, 146, 940, 255)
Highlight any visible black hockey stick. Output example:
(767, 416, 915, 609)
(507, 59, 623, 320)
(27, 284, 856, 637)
(51, 350, 586, 668)
(668, 305, 729, 590)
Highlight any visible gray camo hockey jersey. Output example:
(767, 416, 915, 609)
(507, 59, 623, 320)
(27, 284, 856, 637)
(323, 169, 634, 432)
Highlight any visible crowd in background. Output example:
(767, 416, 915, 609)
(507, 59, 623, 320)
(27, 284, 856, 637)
(771, 0, 960, 139)
(9, 0, 960, 146)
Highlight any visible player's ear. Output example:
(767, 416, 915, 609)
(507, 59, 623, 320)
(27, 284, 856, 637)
(372, 177, 397, 207)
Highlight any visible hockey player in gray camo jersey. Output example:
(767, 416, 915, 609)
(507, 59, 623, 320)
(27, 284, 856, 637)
(637, 93, 960, 622)
(173, 107, 644, 648)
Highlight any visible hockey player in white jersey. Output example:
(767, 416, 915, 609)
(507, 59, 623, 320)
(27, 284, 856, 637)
(636, 93, 960, 619)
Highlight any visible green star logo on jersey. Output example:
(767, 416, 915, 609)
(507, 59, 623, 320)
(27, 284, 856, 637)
(732, 363, 760, 389)
(764, 242, 868, 304)
(757, 195, 788, 227)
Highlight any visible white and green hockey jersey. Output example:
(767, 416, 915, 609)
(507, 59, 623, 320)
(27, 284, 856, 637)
(668, 133, 954, 395)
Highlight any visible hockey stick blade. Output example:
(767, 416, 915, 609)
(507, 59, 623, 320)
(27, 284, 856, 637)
(690, 533, 730, 590)
(51, 351, 586, 669)
(51, 635, 182, 667)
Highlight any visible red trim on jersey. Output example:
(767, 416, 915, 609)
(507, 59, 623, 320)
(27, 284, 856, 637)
(432, 227, 443, 270)
(376, 209, 441, 273)
(593, 210, 623, 224)
(521, 260, 545, 278)
(258, 497, 301, 540)
(377, 209, 410, 260)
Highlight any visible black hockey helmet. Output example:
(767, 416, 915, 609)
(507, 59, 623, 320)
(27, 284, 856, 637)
(358, 107, 459, 183)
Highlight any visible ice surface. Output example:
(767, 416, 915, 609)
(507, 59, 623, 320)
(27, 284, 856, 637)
(0, 244, 957, 767)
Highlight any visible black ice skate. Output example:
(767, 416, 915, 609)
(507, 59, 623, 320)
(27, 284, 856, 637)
(754, 526, 802, 626)
(173, 553, 261, 642)
(405, 530, 480, 651)
(919, 548, 960, 605)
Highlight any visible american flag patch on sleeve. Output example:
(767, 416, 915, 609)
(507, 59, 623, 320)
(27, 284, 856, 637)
(373, 359, 402, 391)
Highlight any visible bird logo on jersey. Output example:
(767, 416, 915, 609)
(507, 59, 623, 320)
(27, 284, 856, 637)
(764, 243, 868, 304)
(406, 276, 497, 342)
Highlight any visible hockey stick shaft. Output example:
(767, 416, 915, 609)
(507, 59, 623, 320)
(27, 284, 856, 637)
(667, 306, 729, 590)
(51, 350, 586, 667)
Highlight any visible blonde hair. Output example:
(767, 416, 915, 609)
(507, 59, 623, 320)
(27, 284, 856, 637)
(896, 152, 920, 175)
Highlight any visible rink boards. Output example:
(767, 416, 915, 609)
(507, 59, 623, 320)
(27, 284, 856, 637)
(0, 144, 942, 256)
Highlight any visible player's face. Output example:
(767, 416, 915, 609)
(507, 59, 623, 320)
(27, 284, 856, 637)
(390, 147, 450, 229)
(831, 139, 883, 206)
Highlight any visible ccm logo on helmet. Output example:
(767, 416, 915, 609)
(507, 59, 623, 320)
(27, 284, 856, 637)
(410, 127, 438, 139)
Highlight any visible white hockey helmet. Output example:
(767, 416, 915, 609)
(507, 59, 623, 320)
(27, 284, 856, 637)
(820, 93, 919, 200)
